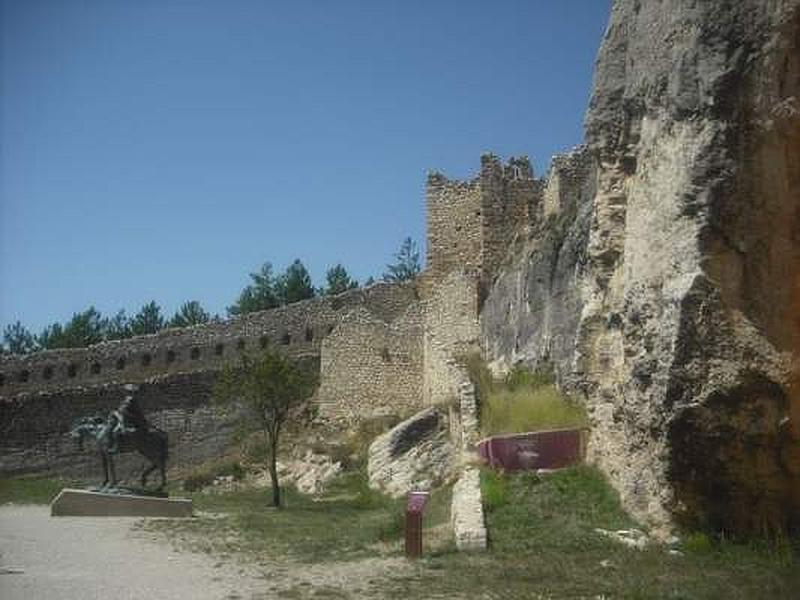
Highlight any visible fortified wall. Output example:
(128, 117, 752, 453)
(0, 283, 418, 475)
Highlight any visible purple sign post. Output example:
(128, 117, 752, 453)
(405, 491, 429, 558)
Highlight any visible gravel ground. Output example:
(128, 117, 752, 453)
(0, 504, 416, 599)
(0, 505, 265, 600)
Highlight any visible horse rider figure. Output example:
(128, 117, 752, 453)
(107, 383, 149, 454)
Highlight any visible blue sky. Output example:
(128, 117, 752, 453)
(1, 1, 610, 334)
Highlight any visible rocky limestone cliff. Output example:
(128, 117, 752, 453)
(481, 145, 595, 387)
(483, 0, 800, 536)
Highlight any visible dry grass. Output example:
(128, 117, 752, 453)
(481, 383, 587, 436)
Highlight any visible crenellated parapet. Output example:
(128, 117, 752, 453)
(0, 282, 417, 398)
(423, 154, 541, 301)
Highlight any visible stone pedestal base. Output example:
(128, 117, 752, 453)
(50, 488, 193, 518)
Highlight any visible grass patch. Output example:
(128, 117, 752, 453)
(0, 477, 80, 505)
(386, 466, 800, 599)
(462, 355, 587, 436)
(482, 384, 587, 435)
(147, 471, 452, 564)
(480, 469, 509, 513)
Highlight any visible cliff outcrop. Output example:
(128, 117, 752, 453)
(483, 0, 800, 536)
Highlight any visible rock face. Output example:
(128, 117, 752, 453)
(481, 146, 595, 386)
(581, 0, 800, 536)
(367, 408, 455, 498)
(482, 0, 800, 536)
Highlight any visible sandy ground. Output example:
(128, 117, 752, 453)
(0, 504, 415, 599)
(0, 505, 266, 600)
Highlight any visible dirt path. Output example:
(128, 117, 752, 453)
(0, 505, 416, 599)
(0, 505, 266, 600)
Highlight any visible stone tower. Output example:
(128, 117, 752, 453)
(423, 154, 537, 299)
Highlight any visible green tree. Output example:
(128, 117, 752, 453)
(214, 348, 317, 507)
(38, 307, 105, 349)
(130, 301, 165, 336)
(382, 237, 421, 283)
(103, 309, 132, 341)
(323, 264, 358, 296)
(38, 322, 66, 349)
(228, 262, 281, 316)
(2, 321, 37, 354)
(276, 259, 316, 304)
(170, 300, 210, 328)
(364, 276, 376, 287)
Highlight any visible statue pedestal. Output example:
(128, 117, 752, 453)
(50, 488, 193, 518)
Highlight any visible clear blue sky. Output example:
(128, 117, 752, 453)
(1, 0, 610, 334)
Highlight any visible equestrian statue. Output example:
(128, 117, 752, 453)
(70, 383, 169, 491)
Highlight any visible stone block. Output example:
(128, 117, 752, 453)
(50, 488, 193, 518)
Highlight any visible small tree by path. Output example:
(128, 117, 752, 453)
(214, 348, 317, 508)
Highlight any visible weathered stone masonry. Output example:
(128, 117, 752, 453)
(317, 304, 424, 425)
(0, 283, 418, 475)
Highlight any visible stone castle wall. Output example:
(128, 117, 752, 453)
(0, 282, 416, 398)
(0, 283, 416, 476)
(0, 371, 244, 477)
(317, 304, 424, 425)
(422, 271, 480, 406)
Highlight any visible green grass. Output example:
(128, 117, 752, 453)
(384, 466, 800, 599)
(146, 471, 452, 564)
(0, 476, 80, 505)
(482, 384, 588, 435)
(461, 355, 587, 436)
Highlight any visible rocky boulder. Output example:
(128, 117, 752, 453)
(367, 407, 455, 497)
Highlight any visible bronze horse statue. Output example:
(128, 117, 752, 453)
(70, 415, 169, 490)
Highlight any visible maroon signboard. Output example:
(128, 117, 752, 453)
(477, 428, 586, 471)
(405, 491, 429, 558)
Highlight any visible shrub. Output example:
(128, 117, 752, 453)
(505, 362, 555, 390)
(183, 459, 245, 491)
(684, 532, 714, 554)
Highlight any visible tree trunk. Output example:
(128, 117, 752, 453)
(268, 434, 281, 508)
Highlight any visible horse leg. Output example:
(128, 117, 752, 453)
(141, 463, 156, 488)
(159, 459, 166, 491)
(101, 452, 109, 488)
(108, 453, 118, 487)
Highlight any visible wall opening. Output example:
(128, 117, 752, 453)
(141, 353, 152, 367)
(260, 335, 269, 349)
(305, 327, 314, 342)
(43, 366, 54, 380)
(380, 347, 391, 363)
(215, 343, 224, 356)
(0, 373, 4, 387)
(67, 364, 78, 378)
(237, 339, 246, 351)
(90, 363, 101, 375)
(166, 350, 176, 364)
(190, 347, 201, 360)
(116, 358, 126, 370)
(281, 332, 291, 345)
